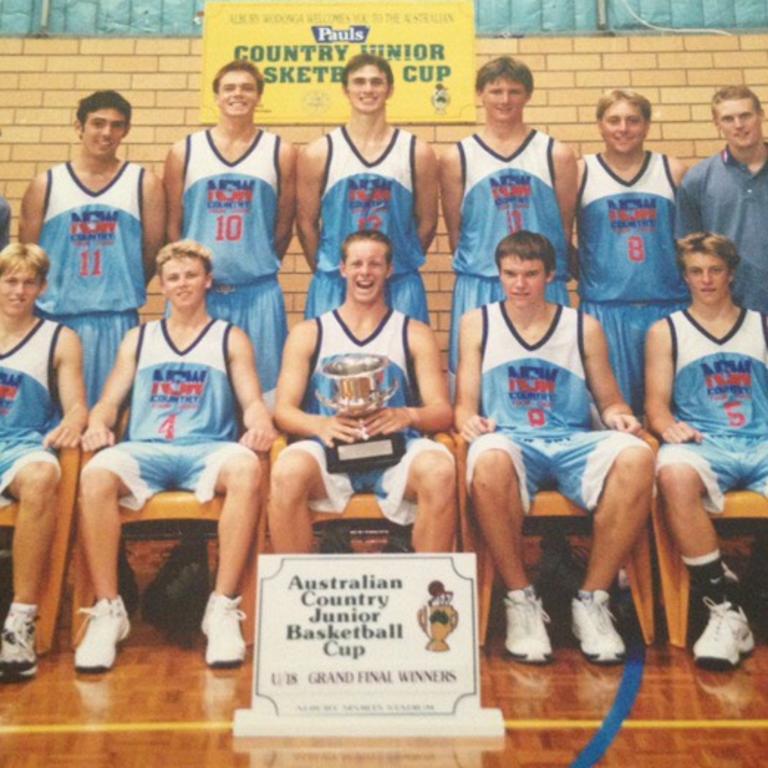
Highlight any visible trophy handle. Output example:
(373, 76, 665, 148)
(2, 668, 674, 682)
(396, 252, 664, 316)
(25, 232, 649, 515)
(377, 378, 399, 407)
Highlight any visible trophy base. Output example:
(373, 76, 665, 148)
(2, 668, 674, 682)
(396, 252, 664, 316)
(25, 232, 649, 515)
(325, 433, 406, 474)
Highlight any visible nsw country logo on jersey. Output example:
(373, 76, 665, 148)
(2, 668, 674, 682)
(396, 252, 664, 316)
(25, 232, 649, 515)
(206, 179, 254, 212)
(507, 363, 558, 428)
(150, 368, 208, 410)
(607, 197, 658, 232)
(348, 178, 392, 227)
(69, 210, 120, 245)
(0, 371, 21, 416)
(702, 359, 752, 401)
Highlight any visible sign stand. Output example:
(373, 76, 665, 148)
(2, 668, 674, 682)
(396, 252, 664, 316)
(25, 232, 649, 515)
(234, 553, 504, 738)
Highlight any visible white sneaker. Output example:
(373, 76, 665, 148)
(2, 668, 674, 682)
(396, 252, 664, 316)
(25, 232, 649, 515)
(504, 589, 552, 664)
(0, 610, 37, 679)
(693, 598, 754, 671)
(74, 597, 130, 674)
(572, 590, 626, 665)
(201, 593, 246, 669)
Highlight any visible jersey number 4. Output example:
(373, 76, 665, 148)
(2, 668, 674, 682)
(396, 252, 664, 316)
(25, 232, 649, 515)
(158, 415, 177, 440)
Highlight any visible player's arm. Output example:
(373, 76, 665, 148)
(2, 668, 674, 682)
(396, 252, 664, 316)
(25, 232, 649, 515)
(44, 328, 87, 449)
(413, 139, 439, 253)
(141, 169, 166, 282)
(274, 139, 297, 258)
(295, 138, 328, 272)
(552, 140, 578, 246)
(19, 173, 48, 244)
(274, 320, 362, 447)
(439, 144, 463, 253)
(581, 313, 640, 433)
(81, 328, 141, 451)
(363, 321, 452, 437)
(667, 155, 688, 188)
(571, 157, 587, 277)
(674, 169, 702, 238)
(645, 319, 703, 443)
(454, 309, 496, 441)
(163, 140, 187, 243)
(226, 326, 278, 452)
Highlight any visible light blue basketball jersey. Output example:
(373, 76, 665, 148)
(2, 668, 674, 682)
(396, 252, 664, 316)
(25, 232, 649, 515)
(454, 131, 569, 282)
(316, 127, 424, 275)
(126, 319, 237, 444)
(0, 319, 61, 442)
(37, 162, 145, 315)
(578, 152, 687, 303)
(182, 129, 281, 284)
(668, 308, 768, 439)
(307, 309, 419, 440)
(480, 303, 592, 438)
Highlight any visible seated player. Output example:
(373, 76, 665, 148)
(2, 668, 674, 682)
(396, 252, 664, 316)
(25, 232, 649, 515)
(0, 243, 86, 679)
(269, 230, 455, 554)
(75, 240, 276, 673)
(647, 232, 761, 670)
(455, 231, 654, 664)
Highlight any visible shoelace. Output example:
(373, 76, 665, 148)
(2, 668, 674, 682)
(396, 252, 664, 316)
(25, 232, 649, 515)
(702, 597, 738, 638)
(74, 603, 120, 645)
(583, 599, 616, 634)
(2, 616, 34, 651)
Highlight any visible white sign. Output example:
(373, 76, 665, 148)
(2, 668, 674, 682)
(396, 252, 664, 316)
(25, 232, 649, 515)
(234, 553, 504, 738)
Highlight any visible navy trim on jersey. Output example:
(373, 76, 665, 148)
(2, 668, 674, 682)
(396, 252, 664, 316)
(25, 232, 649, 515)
(577, 310, 587, 370)
(403, 315, 420, 404)
(666, 316, 678, 370)
(662, 154, 676, 191)
(480, 304, 489, 358)
(320, 133, 333, 196)
(222, 322, 234, 384)
(137, 167, 145, 227)
(43, 169, 52, 219)
(408, 133, 416, 187)
(182, 134, 192, 182)
(332, 307, 394, 347)
(308, 317, 323, 375)
(47, 323, 64, 413)
(596, 151, 651, 188)
(66, 160, 130, 198)
(273, 135, 282, 199)
(546, 136, 555, 185)
(160, 317, 217, 357)
(500, 301, 563, 352)
(762, 313, 768, 349)
(682, 307, 746, 346)
(135, 323, 147, 364)
(205, 128, 263, 168)
(0, 317, 44, 360)
(341, 125, 399, 169)
(576, 161, 589, 210)
(472, 130, 536, 164)
(457, 142, 467, 195)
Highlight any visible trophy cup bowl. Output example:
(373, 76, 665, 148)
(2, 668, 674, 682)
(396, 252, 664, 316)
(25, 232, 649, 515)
(315, 353, 406, 473)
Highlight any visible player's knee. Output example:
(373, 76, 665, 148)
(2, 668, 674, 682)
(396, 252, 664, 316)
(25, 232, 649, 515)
(80, 467, 120, 506)
(16, 462, 59, 499)
(471, 449, 516, 490)
(613, 446, 654, 487)
(270, 451, 315, 503)
(414, 451, 455, 496)
(220, 454, 261, 496)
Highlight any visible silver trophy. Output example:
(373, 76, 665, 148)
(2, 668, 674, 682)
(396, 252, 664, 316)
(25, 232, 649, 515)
(316, 353, 406, 472)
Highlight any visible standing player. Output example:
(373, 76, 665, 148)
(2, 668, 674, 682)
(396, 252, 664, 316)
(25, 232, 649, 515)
(647, 232, 763, 669)
(269, 230, 455, 555)
(20, 90, 165, 406)
(676, 86, 768, 313)
(75, 240, 276, 673)
(164, 60, 296, 407)
(0, 243, 86, 679)
(456, 231, 653, 664)
(441, 56, 578, 383)
(577, 89, 689, 415)
(297, 54, 438, 323)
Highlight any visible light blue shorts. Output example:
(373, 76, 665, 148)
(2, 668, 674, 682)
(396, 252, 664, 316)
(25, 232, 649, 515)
(83, 440, 255, 511)
(39, 309, 138, 408)
(280, 436, 452, 526)
(205, 275, 287, 409)
(467, 429, 649, 513)
(449, 274, 570, 380)
(305, 269, 429, 324)
(581, 300, 688, 416)
(0, 440, 59, 507)
(657, 435, 768, 514)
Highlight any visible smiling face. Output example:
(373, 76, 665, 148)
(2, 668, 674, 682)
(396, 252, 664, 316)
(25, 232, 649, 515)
(713, 97, 765, 154)
(343, 64, 393, 115)
(478, 77, 530, 125)
(215, 70, 261, 119)
(76, 108, 130, 160)
(598, 99, 650, 157)
(0, 267, 46, 321)
(340, 239, 392, 306)
(158, 256, 212, 312)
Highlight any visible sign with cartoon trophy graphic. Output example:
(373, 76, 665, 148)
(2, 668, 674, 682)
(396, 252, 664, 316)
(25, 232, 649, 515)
(234, 553, 504, 737)
(201, 1, 476, 124)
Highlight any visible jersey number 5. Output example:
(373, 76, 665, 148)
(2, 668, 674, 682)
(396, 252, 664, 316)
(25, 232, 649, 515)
(724, 401, 746, 428)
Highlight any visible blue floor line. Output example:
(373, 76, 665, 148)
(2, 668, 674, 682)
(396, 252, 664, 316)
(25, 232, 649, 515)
(570, 639, 646, 767)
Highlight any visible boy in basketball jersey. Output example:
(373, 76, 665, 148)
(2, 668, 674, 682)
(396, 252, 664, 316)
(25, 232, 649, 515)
(269, 230, 455, 554)
(441, 57, 578, 386)
(455, 231, 653, 665)
(647, 232, 763, 669)
(20, 90, 165, 408)
(297, 54, 438, 322)
(74, 241, 276, 673)
(0, 244, 86, 679)
(577, 89, 689, 415)
(164, 60, 296, 407)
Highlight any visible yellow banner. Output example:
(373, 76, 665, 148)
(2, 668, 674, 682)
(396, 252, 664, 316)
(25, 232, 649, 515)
(201, 1, 476, 124)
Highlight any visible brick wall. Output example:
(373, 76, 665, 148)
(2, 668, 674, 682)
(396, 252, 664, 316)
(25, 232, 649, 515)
(2, 33, 767, 365)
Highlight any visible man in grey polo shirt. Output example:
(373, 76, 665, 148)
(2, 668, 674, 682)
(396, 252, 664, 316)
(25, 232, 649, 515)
(676, 85, 768, 312)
